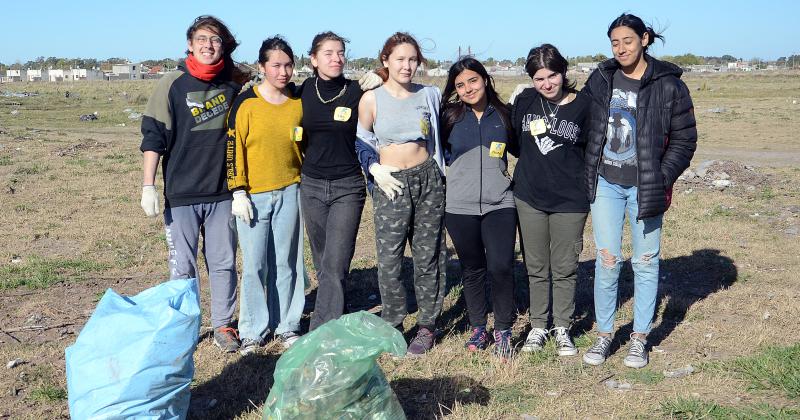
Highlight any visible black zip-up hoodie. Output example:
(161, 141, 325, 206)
(444, 104, 516, 215)
(140, 64, 241, 208)
(583, 55, 697, 219)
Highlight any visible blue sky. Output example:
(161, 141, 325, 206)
(3, 1, 798, 63)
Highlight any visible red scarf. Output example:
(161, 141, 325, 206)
(185, 54, 225, 81)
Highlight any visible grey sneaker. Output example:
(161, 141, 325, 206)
(407, 327, 435, 356)
(582, 335, 613, 366)
(213, 326, 240, 353)
(239, 338, 262, 356)
(521, 327, 548, 352)
(623, 334, 649, 368)
(278, 331, 300, 349)
(552, 327, 578, 356)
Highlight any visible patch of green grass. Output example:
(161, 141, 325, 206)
(13, 164, 47, 175)
(708, 204, 734, 219)
(722, 344, 800, 399)
(621, 368, 663, 385)
(67, 157, 90, 167)
(490, 385, 537, 413)
(0, 155, 11, 166)
(14, 203, 36, 213)
(0, 256, 107, 289)
(659, 397, 799, 419)
(760, 187, 776, 200)
(103, 153, 126, 160)
(29, 385, 67, 402)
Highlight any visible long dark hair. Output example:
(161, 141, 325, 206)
(607, 13, 665, 53)
(525, 43, 577, 92)
(440, 57, 511, 148)
(185, 15, 251, 84)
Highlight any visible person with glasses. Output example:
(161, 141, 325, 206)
(139, 15, 249, 354)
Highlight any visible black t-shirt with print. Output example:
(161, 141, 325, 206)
(599, 70, 640, 186)
(512, 89, 590, 213)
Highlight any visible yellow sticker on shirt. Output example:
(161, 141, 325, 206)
(420, 117, 430, 137)
(291, 127, 303, 142)
(334, 106, 351, 122)
(489, 142, 506, 158)
(531, 119, 547, 136)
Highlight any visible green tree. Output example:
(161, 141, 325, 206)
(484, 57, 496, 66)
(515, 57, 526, 66)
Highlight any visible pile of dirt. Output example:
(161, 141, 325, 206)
(677, 160, 770, 191)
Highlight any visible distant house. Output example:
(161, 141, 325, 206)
(111, 63, 141, 80)
(576, 62, 599, 73)
(26, 69, 42, 81)
(727, 61, 753, 72)
(426, 67, 448, 77)
(688, 64, 716, 73)
(5, 69, 26, 82)
(295, 65, 313, 78)
(43, 69, 70, 82)
(70, 68, 105, 81)
(488, 65, 525, 77)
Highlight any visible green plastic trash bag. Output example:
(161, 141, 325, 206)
(264, 311, 407, 420)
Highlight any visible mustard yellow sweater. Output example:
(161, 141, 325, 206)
(226, 86, 303, 193)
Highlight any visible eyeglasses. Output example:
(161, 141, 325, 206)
(193, 35, 223, 47)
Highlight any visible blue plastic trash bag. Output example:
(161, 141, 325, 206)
(264, 311, 407, 420)
(66, 278, 201, 420)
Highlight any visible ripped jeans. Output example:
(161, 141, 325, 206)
(590, 175, 663, 335)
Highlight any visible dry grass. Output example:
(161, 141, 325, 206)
(0, 73, 799, 419)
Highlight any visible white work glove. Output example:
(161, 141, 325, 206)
(369, 163, 404, 200)
(508, 83, 533, 105)
(358, 71, 383, 91)
(140, 185, 160, 217)
(231, 190, 253, 224)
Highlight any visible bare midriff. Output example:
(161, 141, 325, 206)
(378, 141, 429, 169)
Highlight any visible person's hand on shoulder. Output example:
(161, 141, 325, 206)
(508, 83, 533, 105)
(358, 71, 383, 91)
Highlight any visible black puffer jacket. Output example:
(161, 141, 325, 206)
(583, 55, 697, 219)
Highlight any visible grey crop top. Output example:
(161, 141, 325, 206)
(372, 85, 433, 147)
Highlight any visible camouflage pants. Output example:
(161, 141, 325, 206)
(373, 157, 447, 329)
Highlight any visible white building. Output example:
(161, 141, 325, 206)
(26, 69, 42, 81)
(5, 69, 26, 81)
(577, 62, 599, 73)
(70, 68, 105, 81)
(426, 67, 448, 77)
(42, 69, 70, 82)
(112, 63, 141, 79)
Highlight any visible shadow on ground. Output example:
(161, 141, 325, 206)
(391, 375, 490, 419)
(188, 353, 278, 420)
(569, 248, 737, 349)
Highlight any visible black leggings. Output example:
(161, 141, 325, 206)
(446, 208, 517, 330)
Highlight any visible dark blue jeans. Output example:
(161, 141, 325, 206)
(300, 173, 366, 330)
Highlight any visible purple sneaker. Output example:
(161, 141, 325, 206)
(493, 329, 514, 361)
(465, 326, 489, 351)
(407, 327, 435, 356)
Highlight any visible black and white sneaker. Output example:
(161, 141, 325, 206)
(552, 327, 578, 356)
(623, 334, 649, 368)
(521, 327, 548, 353)
(582, 335, 612, 366)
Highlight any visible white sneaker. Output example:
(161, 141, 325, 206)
(623, 334, 649, 368)
(552, 327, 578, 356)
(582, 335, 613, 366)
(521, 327, 548, 352)
(278, 331, 300, 349)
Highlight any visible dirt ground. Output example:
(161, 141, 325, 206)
(0, 72, 799, 419)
